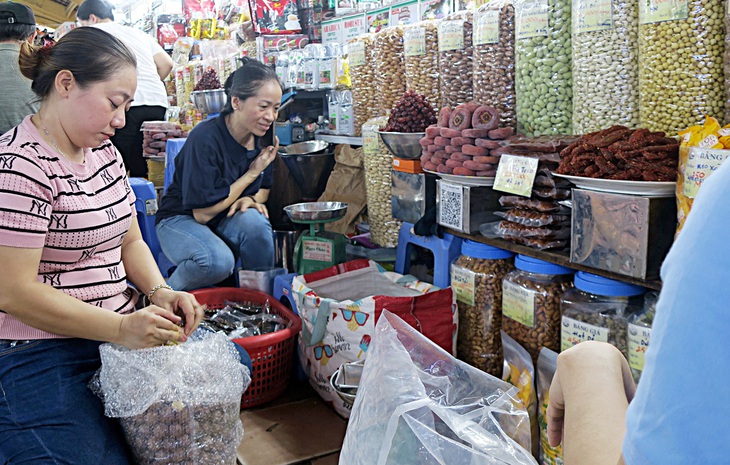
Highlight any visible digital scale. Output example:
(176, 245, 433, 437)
(284, 202, 349, 275)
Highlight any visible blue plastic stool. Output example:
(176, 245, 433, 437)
(273, 272, 298, 315)
(164, 138, 186, 192)
(394, 222, 462, 288)
(129, 177, 175, 278)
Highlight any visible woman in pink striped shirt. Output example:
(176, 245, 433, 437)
(0, 27, 203, 464)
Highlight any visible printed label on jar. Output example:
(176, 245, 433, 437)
(349, 41, 366, 67)
(627, 323, 651, 372)
(683, 147, 730, 198)
(438, 20, 465, 52)
(302, 240, 333, 262)
(451, 266, 476, 306)
(404, 27, 426, 56)
(639, 0, 688, 24)
(573, 0, 613, 34)
(516, 0, 548, 39)
(474, 9, 500, 45)
(502, 280, 536, 327)
(561, 316, 609, 351)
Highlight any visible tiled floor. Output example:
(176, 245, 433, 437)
(237, 381, 347, 465)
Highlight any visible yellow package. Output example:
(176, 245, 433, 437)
(502, 331, 539, 459)
(676, 116, 730, 235)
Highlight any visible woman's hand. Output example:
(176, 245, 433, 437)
(227, 195, 269, 218)
(247, 136, 279, 179)
(116, 305, 187, 349)
(148, 288, 205, 338)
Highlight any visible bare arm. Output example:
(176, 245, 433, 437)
(193, 142, 278, 224)
(547, 341, 635, 465)
(153, 51, 174, 80)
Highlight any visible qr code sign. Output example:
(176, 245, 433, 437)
(439, 182, 464, 231)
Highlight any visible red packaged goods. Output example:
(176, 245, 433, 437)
(471, 106, 500, 130)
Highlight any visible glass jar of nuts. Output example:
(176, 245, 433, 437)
(627, 290, 657, 384)
(560, 272, 646, 361)
(502, 255, 574, 366)
(450, 240, 514, 377)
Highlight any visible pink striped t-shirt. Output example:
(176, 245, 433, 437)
(0, 115, 138, 340)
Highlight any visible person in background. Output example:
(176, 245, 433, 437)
(0, 27, 204, 464)
(155, 58, 281, 291)
(76, 0, 173, 178)
(546, 151, 730, 463)
(0, 1, 39, 134)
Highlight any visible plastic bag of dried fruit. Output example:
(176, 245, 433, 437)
(676, 116, 730, 235)
(340, 310, 537, 465)
(93, 331, 250, 465)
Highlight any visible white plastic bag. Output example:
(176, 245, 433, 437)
(95, 331, 250, 465)
(340, 311, 537, 465)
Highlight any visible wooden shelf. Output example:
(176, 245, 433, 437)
(445, 229, 663, 291)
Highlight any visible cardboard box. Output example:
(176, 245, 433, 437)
(570, 189, 676, 280)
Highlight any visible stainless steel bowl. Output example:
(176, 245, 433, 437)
(378, 131, 426, 159)
(190, 89, 226, 114)
(278, 140, 330, 156)
(284, 202, 348, 222)
(330, 367, 357, 406)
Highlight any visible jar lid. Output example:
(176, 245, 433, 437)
(574, 271, 646, 297)
(514, 255, 573, 275)
(461, 240, 514, 260)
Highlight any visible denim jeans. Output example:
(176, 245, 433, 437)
(156, 209, 274, 291)
(0, 339, 133, 464)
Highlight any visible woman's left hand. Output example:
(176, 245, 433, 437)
(148, 288, 205, 337)
(227, 196, 269, 218)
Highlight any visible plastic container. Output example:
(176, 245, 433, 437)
(450, 240, 514, 376)
(627, 290, 657, 384)
(560, 272, 645, 360)
(501, 255, 573, 365)
(190, 287, 302, 409)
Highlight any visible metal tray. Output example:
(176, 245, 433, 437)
(284, 202, 348, 222)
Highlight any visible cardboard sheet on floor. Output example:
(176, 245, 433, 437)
(237, 399, 347, 465)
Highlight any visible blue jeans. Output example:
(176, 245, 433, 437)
(156, 210, 274, 291)
(0, 339, 133, 464)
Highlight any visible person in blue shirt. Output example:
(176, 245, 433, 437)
(546, 154, 730, 464)
(156, 58, 282, 291)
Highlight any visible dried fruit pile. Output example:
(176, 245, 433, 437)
(193, 69, 222, 91)
(383, 90, 437, 132)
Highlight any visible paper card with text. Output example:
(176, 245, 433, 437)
(493, 154, 539, 197)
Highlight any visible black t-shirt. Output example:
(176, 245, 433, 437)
(156, 115, 273, 229)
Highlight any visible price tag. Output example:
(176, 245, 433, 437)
(438, 20, 465, 51)
(639, 0, 688, 24)
(493, 154, 539, 197)
(474, 9, 500, 45)
(349, 41, 366, 67)
(404, 26, 426, 56)
(683, 147, 730, 198)
(573, 0, 613, 34)
(452, 267, 476, 306)
(502, 280, 536, 328)
(516, 0, 549, 39)
(627, 323, 651, 372)
(362, 128, 379, 155)
(561, 316, 609, 351)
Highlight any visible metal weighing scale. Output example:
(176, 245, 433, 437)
(284, 201, 349, 275)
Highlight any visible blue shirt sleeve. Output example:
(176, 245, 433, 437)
(177, 138, 230, 210)
(260, 162, 274, 190)
(622, 159, 730, 464)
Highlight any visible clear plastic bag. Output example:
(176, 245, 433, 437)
(374, 26, 406, 117)
(514, 0, 572, 137)
(438, 11, 474, 109)
(572, 0, 640, 134)
(340, 310, 537, 465)
(495, 208, 569, 227)
(404, 20, 441, 112)
(94, 332, 250, 465)
(536, 348, 563, 465)
(502, 331, 539, 458)
(349, 35, 378, 136)
(473, 0, 516, 128)
(638, 0, 725, 135)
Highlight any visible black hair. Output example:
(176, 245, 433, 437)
(0, 23, 34, 41)
(18, 27, 135, 99)
(221, 57, 281, 116)
(76, 0, 114, 21)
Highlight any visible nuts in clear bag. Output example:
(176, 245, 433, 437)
(438, 11, 474, 110)
(373, 27, 406, 118)
(349, 35, 378, 136)
(404, 21, 441, 112)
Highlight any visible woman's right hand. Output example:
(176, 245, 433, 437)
(246, 137, 280, 179)
(116, 305, 187, 349)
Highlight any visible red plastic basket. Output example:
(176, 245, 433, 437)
(191, 287, 302, 409)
